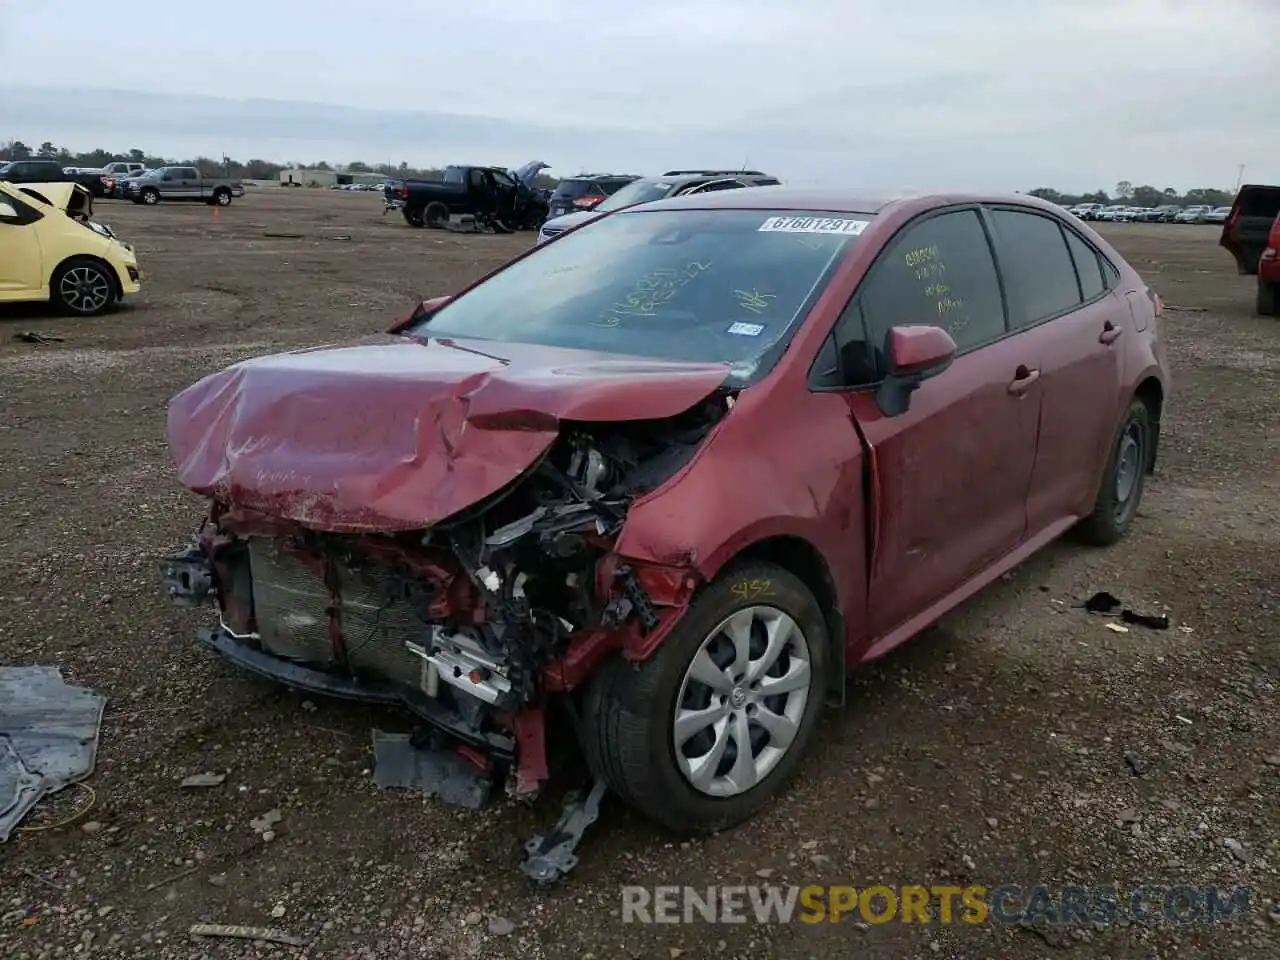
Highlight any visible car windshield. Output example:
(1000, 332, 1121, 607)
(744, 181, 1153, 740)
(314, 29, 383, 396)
(597, 179, 678, 212)
(409, 208, 871, 385)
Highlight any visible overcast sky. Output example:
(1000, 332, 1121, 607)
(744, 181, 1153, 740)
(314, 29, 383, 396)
(1, 0, 1276, 191)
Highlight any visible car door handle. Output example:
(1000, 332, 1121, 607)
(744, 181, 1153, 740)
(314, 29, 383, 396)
(1099, 321, 1123, 345)
(1008, 365, 1041, 395)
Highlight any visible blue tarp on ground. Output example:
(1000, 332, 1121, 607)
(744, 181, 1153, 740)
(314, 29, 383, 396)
(0, 666, 105, 841)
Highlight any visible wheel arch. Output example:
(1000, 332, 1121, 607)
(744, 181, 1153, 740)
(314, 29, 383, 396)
(50, 253, 124, 300)
(1134, 375, 1163, 473)
(726, 534, 846, 707)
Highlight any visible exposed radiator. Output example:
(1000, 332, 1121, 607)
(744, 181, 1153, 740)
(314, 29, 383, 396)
(246, 538, 433, 688)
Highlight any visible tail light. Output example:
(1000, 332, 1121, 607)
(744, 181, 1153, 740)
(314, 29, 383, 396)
(572, 195, 603, 209)
(398, 184, 408, 198)
(1262, 247, 1277, 262)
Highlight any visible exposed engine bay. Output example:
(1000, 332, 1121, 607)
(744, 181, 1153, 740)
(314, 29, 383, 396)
(160, 393, 731, 804)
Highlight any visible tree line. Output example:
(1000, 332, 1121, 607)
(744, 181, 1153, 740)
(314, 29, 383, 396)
(1027, 181, 1236, 208)
(2, 142, 1234, 204)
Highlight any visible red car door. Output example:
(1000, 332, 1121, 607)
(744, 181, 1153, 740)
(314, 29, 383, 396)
(820, 208, 1042, 643)
(984, 208, 1126, 531)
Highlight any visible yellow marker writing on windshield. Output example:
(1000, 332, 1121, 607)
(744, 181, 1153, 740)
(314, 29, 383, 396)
(733, 288, 776, 315)
(596, 261, 712, 327)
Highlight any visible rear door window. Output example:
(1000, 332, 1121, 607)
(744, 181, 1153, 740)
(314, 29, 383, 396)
(857, 209, 1007, 362)
(988, 209, 1083, 327)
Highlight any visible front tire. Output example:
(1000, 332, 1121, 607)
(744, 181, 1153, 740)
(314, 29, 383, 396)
(1257, 279, 1278, 317)
(581, 561, 829, 835)
(141, 188, 160, 205)
(51, 258, 117, 317)
(212, 188, 232, 206)
(1076, 398, 1152, 546)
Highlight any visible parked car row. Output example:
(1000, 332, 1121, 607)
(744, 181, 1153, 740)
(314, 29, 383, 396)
(537, 169, 783, 243)
(1070, 202, 1230, 224)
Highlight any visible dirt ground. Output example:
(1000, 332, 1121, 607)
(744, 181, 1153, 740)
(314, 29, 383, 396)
(0, 189, 1276, 960)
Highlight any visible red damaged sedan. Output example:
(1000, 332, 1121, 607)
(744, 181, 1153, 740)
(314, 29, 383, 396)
(160, 188, 1169, 837)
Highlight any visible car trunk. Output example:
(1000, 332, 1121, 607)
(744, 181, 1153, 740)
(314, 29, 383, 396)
(1221, 185, 1280, 275)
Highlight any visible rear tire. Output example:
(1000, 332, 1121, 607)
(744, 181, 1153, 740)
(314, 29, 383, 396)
(1257, 279, 1278, 317)
(403, 207, 425, 228)
(580, 561, 829, 836)
(51, 257, 117, 317)
(424, 202, 449, 228)
(1076, 398, 1152, 546)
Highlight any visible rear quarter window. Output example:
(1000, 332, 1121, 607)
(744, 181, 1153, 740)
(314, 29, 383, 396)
(552, 180, 602, 199)
(1062, 229, 1106, 301)
(1239, 188, 1280, 220)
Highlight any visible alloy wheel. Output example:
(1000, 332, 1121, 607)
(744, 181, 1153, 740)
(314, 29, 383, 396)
(59, 266, 112, 314)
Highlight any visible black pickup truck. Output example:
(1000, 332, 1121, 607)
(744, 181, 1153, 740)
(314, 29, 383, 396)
(0, 158, 110, 197)
(383, 161, 549, 231)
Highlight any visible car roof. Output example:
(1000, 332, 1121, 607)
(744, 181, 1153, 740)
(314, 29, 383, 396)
(621, 186, 1066, 216)
(636, 172, 776, 186)
(562, 172, 640, 180)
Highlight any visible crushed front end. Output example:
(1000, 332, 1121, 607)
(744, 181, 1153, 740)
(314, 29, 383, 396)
(159, 402, 725, 802)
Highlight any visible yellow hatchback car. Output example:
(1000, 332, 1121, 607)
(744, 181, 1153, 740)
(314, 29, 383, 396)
(0, 180, 142, 316)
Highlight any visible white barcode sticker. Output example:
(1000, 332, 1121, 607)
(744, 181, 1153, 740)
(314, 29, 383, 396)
(758, 216, 870, 235)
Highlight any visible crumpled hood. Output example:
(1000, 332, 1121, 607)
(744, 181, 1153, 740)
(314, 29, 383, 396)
(167, 335, 731, 532)
(511, 160, 549, 184)
(16, 181, 91, 215)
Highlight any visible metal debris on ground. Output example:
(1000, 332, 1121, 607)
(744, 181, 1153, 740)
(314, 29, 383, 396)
(520, 779, 609, 884)
(14, 332, 65, 344)
(249, 808, 282, 833)
(0, 666, 106, 841)
(1082, 591, 1170, 630)
(189, 923, 310, 947)
(371, 730, 493, 810)
(180, 772, 227, 789)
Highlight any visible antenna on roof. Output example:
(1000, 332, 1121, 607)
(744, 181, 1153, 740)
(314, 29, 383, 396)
(741, 155, 749, 173)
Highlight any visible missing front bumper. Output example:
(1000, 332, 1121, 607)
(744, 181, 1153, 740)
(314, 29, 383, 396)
(195, 627, 516, 758)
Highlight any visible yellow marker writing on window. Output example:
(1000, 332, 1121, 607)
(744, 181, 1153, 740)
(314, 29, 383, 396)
(733, 288, 776, 314)
(595, 261, 712, 327)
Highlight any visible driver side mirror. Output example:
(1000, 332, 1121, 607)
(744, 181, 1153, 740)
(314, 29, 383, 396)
(875, 324, 957, 417)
